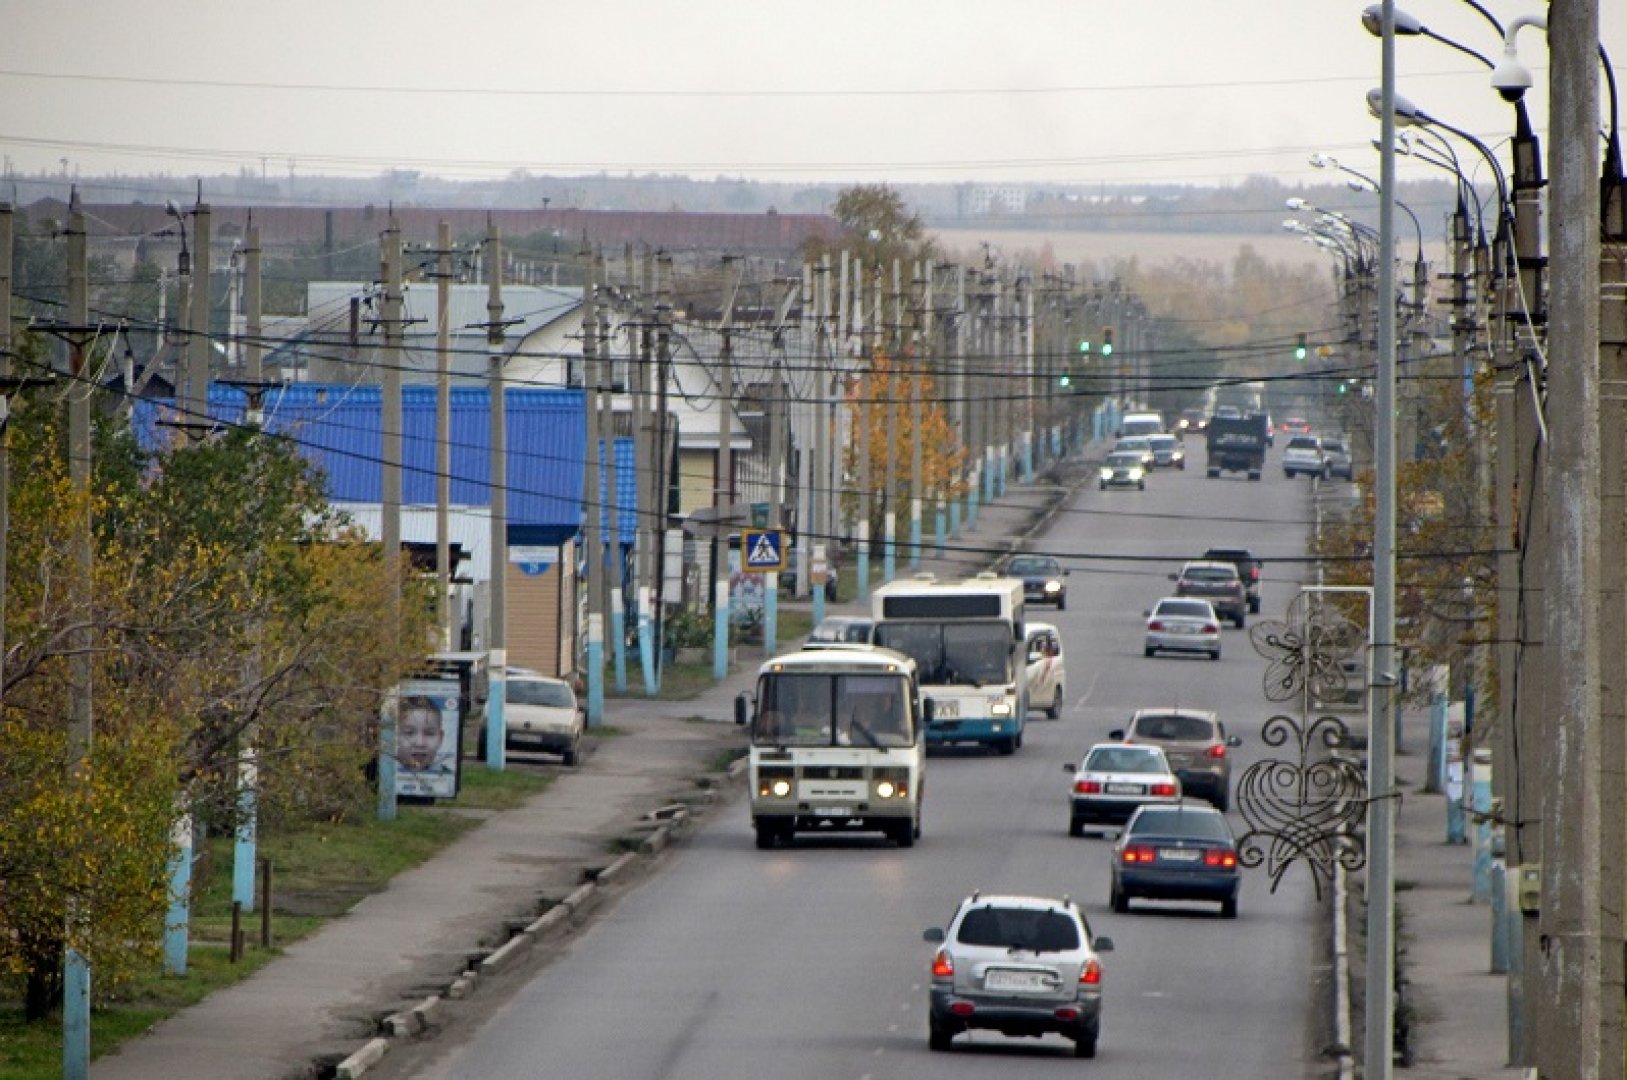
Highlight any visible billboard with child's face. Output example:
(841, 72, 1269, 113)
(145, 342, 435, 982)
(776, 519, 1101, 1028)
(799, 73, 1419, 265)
(394, 677, 461, 799)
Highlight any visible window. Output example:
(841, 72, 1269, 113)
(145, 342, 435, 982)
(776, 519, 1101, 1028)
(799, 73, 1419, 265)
(1157, 600, 1213, 620)
(1128, 808, 1233, 841)
(1085, 747, 1165, 774)
(957, 906, 1080, 952)
(754, 673, 913, 747)
(507, 679, 576, 708)
(1132, 714, 1215, 741)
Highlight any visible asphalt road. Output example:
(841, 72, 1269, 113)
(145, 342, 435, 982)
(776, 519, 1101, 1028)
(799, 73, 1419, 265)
(402, 443, 1333, 1080)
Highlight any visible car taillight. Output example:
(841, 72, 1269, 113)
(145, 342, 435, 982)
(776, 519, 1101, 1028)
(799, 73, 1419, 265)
(1122, 844, 1157, 863)
(1075, 779, 1102, 794)
(1147, 621, 1165, 632)
(1150, 782, 1177, 797)
(1206, 744, 1227, 759)
(932, 949, 954, 978)
(1204, 848, 1239, 868)
(1080, 958, 1102, 985)
(1204, 624, 1220, 634)
(1250, 568, 1260, 581)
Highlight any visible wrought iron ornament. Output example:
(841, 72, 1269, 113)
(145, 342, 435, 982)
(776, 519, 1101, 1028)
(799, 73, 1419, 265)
(1235, 713, 1367, 898)
(1248, 593, 1364, 704)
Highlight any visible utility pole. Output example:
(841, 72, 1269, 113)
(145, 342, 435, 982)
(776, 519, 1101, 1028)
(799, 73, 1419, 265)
(634, 250, 658, 695)
(582, 251, 605, 722)
(1538, 2, 1606, 1072)
(653, 253, 674, 687)
(766, 296, 787, 651)
(435, 222, 454, 651)
(883, 260, 897, 584)
(186, 196, 211, 429)
(811, 258, 830, 624)
(856, 258, 872, 600)
(485, 221, 508, 769)
(377, 215, 403, 820)
(62, 188, 92, 1080)
(712, 280, 735, 682)
(909, 261, 924, 568)
(597, 258, 626, 694)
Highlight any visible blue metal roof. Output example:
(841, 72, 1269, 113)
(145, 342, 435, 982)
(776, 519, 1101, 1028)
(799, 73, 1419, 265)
(131, 385, 635, 543)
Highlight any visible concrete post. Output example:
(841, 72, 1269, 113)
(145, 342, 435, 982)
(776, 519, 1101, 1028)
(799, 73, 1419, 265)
(485, 223, 508, 769)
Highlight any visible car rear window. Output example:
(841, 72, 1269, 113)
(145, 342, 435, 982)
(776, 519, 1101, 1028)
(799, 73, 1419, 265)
(1131, 714, 1216, 741)
(957, 906, 1080, 952)
(1184, 566, 1237, 581)
(508, 680, 576, 708)
(1287, 436, 1320, 450)
(1085, 746, 1165, 773)
(1127, 808, 1233, 841)
(1156, 600, 1213, 619)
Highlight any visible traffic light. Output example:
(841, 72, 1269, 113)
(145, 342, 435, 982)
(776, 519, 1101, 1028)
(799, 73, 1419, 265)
(1101, 326, 1114, 357)
(1295, 333, 1308, 361)
(1078, 338, 1091, 354)
(1059, 369, 1072, 388)
(1337, 380, 1348, 394)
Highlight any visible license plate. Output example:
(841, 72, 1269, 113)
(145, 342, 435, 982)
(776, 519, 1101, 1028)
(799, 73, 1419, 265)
(985, 970, 1048, 992)
(1159, 848, 1201, 862)
(812, 806, 852, 817)
(934, 701, 959, 719)
(1106, 783, 1143, 794)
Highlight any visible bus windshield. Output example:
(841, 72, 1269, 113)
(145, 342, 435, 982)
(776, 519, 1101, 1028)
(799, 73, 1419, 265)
(872, 622, 1011, 687)
(753, 673, 914, 748)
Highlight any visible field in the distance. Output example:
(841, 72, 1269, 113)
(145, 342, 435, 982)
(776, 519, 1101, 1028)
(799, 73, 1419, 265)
(930, 227, 1322, 272)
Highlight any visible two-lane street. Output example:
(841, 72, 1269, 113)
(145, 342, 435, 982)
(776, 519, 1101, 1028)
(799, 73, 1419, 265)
(403, 447, 1331, 1080)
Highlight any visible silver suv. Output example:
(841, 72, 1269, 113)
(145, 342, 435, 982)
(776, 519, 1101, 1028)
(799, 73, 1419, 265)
(1282, 435, 1327, 479)
(923, 893, 1114, 1058)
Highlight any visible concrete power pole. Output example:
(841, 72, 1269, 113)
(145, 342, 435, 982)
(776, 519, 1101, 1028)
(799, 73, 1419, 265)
(583, 258, 605, 724)
(1537, 2, 1607, 1073)
(634, 250, 658, 695)
(812, 259, 831, 623)
(186, 197, 211, 429)
(909, 262, 924, 568)
(712, 305, 734, 682)
(485, 221, 508, 769)
(377, 215, 403, 820)
(856, 259, 872, 600)
(600, 261, 626, 695)
(435, 222, 454, 651)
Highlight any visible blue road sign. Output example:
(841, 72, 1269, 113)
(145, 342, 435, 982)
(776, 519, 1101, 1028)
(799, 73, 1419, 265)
(742, 528, 788, 572)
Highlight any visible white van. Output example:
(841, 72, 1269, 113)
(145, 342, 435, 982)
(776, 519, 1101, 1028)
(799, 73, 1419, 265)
(1025, 622, 1066, 719)
(1118, 411, 1165, 438)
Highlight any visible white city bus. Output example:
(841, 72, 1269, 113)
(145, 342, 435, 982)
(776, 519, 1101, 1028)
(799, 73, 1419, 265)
(735, 646, 927, 849)
(870, 574, 1028, 754)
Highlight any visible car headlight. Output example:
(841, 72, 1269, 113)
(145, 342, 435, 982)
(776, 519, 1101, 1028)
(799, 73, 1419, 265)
(1099, 467, 1114, 480)
(1128, 467, 1144, 480)
(991, 701, 1012, 717)
(1044, 580, 1062, 593)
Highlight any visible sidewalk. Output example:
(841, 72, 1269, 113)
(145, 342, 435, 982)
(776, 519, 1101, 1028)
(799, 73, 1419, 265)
(1343, 719, 1526, 1079)
(92, 448, 1102, 1080)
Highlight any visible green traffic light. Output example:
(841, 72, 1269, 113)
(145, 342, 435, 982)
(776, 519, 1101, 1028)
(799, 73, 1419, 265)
(1078, 340, 1091, 353)
(1101, 342, 1113, 357)
(1059, 372, 1072, 387)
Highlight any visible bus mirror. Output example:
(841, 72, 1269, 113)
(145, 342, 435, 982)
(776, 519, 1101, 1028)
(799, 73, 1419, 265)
(734, 693, 750, 726)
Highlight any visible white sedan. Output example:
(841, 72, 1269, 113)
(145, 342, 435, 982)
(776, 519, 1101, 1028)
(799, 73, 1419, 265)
(504, 673, 584, 765)
(1144, 597, 1222, 660)
(1025, 622, 1066, 719)
(1064, 743, 1183, 836)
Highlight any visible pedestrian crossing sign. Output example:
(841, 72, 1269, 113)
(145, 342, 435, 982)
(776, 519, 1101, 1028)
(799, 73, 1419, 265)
(742, 528, 788, 572)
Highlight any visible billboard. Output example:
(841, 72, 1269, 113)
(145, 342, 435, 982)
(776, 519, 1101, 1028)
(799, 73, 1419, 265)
(392, 676, 463, 800)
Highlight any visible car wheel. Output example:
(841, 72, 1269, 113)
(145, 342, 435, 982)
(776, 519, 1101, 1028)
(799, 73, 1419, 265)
(892, 819, 915, 848)
(1047, 688, 1063, 720)
(1137, 480, 1146, 490)
(1249, 597, 1260, 614)
(1099, 481, 1107, 491)
(1144, 645, 1156, 657)
(561, 742, 580, 767)
(1234, 613, 1246, 629)
(1213, 786, 1231, 812)
(1074, 1029, 1099, 1058)
(929, 1020, 954, 1052)
(1221, 897, 1238, 920)
(1210, 648, 1221, 661)
(1248, 470, 1261, 481)
(1069, 817, 1085, 838)
(996, 736, 1017, 756)
(754, 822, 779, 850)
(1112, 884, 1130, 914)
(1206, 468, 1219, 479)
(1284, 470, 1293, 479)
(1056, 595, 1066, 612)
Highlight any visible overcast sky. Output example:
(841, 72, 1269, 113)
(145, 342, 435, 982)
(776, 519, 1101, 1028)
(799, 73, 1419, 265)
(3, 1, 1624, 193)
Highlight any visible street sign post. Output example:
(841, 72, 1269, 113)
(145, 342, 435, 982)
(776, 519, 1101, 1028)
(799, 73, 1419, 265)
(742, 528, 788, 573)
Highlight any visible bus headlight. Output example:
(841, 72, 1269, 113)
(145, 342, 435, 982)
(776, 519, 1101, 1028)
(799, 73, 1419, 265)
(991, 701, 1013, 717)
(876, 780, 897, 799)
(769, 778, 792, 798)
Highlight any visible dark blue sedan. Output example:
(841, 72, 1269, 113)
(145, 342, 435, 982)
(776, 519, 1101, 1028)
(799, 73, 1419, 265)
(1110, 803, 1241, 918)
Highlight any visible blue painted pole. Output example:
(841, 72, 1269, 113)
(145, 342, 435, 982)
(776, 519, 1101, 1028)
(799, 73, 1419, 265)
(856, 522, 871, 600)
(638, 587, 657, 697)
(232, 749, 256, 913)
(378, 700, 398, 819)
(811, 545, 827, 627)
(610, 585, 628, 693)
(764, 572, 779, 655)
(966, 466, 979, 527)
(63, 948, 90, 1080)
(909, 501, 922, 568)
(164, 808, 192, 975)
(1445, 756, 1465, 844)
(485, 654, 507, 770)
(1490, 858, 1510, 973)
(1426, 682, 1447, 794)
(1022, 433, 1034, 483)
(1471, 755, 1493, 902)
(883, 512, 896, 583)
(588, 613, 607, 718)
(712, 581, 730, 681)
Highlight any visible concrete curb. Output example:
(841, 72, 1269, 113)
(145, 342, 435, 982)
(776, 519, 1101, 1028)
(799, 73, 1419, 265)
(1333, 861, 1356, 1080)
(594, 851, 639, 887)
(479, 928, 534, 974)
(335, 1037, 389, 1080)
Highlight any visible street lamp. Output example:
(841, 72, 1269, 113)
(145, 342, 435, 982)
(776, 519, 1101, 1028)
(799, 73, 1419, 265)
(1309, 154, 1423, 266)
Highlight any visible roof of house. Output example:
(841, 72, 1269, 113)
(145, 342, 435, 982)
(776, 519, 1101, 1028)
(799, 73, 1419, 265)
(132, 384, 637, 546)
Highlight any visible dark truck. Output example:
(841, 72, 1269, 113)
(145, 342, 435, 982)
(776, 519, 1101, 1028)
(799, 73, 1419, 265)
(1205, 413, 1267, 480)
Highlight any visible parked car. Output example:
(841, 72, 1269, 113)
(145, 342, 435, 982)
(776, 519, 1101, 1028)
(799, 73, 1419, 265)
(1064, 742, 1182, 834)
(1110, 708, 1241, 810)
(1147, 433, 1186, 470)
(503, 672, 584, 765)
(1025, 622, 1066, 719)
(805, 616, 874, 648)
(1099, 451, 1147, 491)
(1143, 597, 1223, 660)
(1282, 435, 1327, 479)
(1321, 435, 1353, 480)
(1110, 803, 1241, 918)
(1111, 436, 1156, 469)
(923, 893, 1114, 1057)
(1005, 554, 1068, 610)
(1202, 547, 1264, 614)
(1171, 560, 1248, 628)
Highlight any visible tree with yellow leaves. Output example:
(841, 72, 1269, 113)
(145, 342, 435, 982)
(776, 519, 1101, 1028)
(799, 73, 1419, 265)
(842, 349, 966, 538)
